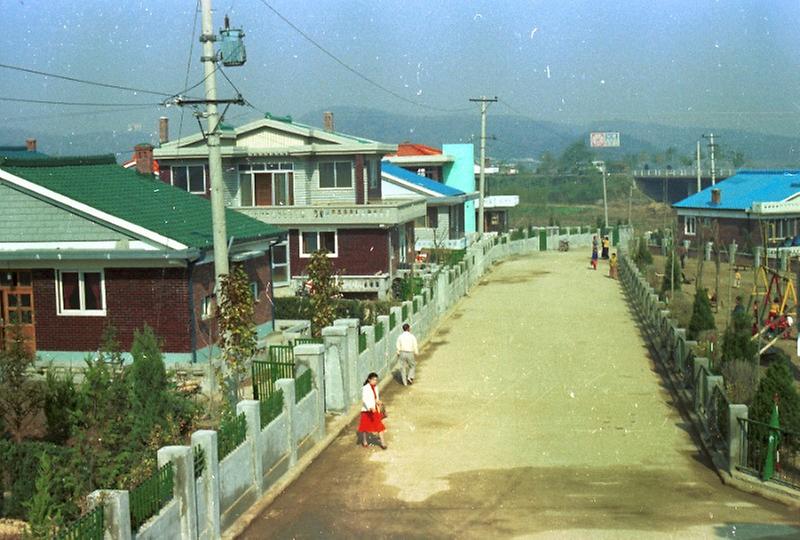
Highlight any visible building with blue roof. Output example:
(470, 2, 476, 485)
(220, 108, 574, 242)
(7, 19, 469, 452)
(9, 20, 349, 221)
(673, 170, 800, 250)
(382, 162, 478, 250)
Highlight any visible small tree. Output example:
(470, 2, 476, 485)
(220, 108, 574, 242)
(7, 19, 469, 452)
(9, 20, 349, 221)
(751, 352, 800, 434)
(633, 237, 653, 269)
(0, 327, 42, 442)
(720, 310, 758, 365)
(24, 452, 62, 539)
(307, 250, 341, 336)
(129, 325, 169, 444)
(687, 288, 715, 340)
(661, 250, 682, 294)
(43, 370, 78, 444)
(218, 265, 258, 404)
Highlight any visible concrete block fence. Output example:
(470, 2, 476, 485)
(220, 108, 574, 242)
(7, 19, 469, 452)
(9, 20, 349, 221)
(83, 226, 634, 540)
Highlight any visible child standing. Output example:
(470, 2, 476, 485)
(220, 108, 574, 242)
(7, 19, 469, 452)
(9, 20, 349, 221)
(591, 246, 599, 270)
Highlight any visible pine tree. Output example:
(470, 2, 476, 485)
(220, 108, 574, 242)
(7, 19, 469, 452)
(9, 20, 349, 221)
(751, 353, 800, 434)
(720, 310, 758, 364)
(24, 452, 62, 539)
(687, 288, 716, 340)
(661, 250, 682, 293)
(129, 325, 169, 445)
(0, 326, 42, 442)
(307, 250, 341, 337)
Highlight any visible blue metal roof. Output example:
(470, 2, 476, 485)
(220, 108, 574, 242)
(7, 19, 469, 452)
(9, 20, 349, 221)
(673, 170, 800, 211)
(381, 162, 465, 197)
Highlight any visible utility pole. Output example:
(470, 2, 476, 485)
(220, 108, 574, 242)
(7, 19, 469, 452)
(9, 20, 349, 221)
(703, 133, 718, 186)
(201, 0, 229, 287)
(470, 96, 497, 235)
(601, 161, 609, 228)
(696, 140, 702, 192)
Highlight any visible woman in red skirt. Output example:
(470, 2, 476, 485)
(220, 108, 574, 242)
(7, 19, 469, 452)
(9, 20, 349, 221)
(358, 372, 387, 449)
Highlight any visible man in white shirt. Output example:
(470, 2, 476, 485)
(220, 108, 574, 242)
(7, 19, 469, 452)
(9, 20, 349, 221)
(396, 323, 419, 386)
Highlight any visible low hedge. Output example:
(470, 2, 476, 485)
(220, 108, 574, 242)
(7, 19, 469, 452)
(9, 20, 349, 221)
(274, 297, 395, 326)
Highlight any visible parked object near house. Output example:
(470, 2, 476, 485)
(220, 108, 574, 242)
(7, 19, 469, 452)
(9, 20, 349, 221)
(154, 113, 425, 299)
(674, 170, 800, 251)
(0, 153, 284, 363)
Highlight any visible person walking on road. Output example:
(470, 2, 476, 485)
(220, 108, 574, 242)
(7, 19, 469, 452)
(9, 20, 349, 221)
(609, 252, 618, 279)
(396, 323, 419, 385)
(358, 372, 387, 449)
(601, 235, 610, 259)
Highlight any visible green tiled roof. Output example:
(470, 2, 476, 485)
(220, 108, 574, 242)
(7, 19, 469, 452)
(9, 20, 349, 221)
(1, 155, 284, 249)
(0, 146, 48, 160)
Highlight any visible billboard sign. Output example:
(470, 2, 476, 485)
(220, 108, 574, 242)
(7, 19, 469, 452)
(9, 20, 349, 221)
(590, 131, 620, 148)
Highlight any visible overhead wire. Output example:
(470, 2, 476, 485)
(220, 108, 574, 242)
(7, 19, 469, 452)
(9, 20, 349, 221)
(253, 0, 471, 114)
(3, 105, 159, 123)
(179, 0, 202, 143)
(0, 96, 165, 107)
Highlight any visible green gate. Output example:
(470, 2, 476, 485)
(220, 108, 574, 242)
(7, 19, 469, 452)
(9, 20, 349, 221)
(612, 226, 620, 246)
(538, 229, 547, 251)
(252, 345, 295, 400)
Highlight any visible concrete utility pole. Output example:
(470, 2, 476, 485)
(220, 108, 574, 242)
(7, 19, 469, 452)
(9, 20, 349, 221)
(600, 161, 609, 228)
(703, 133, 718, 186)
(470, 96, 497, 235)
(696, 140, 702, 192)
(201, 0, 229, 286)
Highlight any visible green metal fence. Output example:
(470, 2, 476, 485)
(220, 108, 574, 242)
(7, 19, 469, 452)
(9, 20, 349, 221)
(358, 331, 367, 353)
(56, 506, 104, 540)
(538, 229, 547, 251)
(295, 369, 313, 403)
(738, 417, 800, 489)
(259, 388, 284, 429)
(375, 321, 385, 342)
(252, 345, 295, 400)
(129, 463, 174, 532)
(218, 412, 247, 460)
(193, 445, 205, 479)
(294, 337, 322, 346)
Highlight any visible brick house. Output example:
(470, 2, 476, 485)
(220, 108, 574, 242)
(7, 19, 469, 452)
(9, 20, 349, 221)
(0, 154, 284, 364)
(153, 113, 425, 299)
(381, 162, 477, 250)
(674, 169, 800, 252)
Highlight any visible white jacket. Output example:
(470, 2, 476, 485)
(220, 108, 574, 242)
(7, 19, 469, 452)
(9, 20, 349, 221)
(362, 383, 379, 412)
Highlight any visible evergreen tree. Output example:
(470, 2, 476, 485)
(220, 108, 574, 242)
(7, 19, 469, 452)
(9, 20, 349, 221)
(0, 326, 42, 442)
(634, 237, 653, 268)
(24, 452, 62, 539)
(720, 310, 758, 364)
(129, 325, 168, 444)
(751, 353, 800, 434)
(687, 288, 716, 340)
(307, 250, 341, 337)
(43, 370, 78, 444)
(661, 250, 682, 293)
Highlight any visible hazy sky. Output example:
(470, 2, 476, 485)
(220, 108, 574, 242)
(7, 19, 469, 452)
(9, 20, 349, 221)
(3, 0, 800, 143)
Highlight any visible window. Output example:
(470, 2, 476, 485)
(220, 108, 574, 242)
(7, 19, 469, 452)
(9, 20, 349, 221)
(169, 165, 206, 194)
(238, 163, 294, 206)
(271, 241, 290, 285)
(319, 161, 353, 188)
(427, 207, 439, 228)
(366, 160, 378, 189)
(250, 282, 260, 302)
(684, 216, 697, 236)
(201, 295, 215, 320)
(56, 270, 105, 315)
(300, 231, 337, 257)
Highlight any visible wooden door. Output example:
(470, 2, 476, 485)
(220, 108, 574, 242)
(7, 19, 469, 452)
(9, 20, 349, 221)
(254, 173, 272, 206)
(0, 270, 36, 354)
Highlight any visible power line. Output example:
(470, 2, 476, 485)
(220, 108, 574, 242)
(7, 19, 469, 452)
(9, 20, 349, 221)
(254, 0, 471, 114)
(179, 0, 202, 143)
(3, 105, 158, 122)
(0, 96, 165, 107)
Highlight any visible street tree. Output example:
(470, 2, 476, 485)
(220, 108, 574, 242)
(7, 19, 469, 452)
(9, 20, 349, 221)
(307, 250, 341, 336)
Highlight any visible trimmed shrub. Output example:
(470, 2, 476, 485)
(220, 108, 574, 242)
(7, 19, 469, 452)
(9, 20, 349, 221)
(661, 251, 682, 293)
(688, 288, 715, 340)
(721, 310, 758, 365)
(750, 352, 800, 434)
(43, 370, 78, 445)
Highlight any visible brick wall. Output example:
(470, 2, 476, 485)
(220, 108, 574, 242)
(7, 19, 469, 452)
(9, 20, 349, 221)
(34, 267, 191, 353)
(289, 228, 389, 276)
(677, 215, 759, 249)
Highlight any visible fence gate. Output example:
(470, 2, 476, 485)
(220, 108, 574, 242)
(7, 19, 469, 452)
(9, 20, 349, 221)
(252, 345, 295, 400)
(539, 229, 547, 251)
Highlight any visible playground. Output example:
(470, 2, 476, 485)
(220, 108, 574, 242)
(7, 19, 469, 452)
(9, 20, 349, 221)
(238, 251, 800, 539)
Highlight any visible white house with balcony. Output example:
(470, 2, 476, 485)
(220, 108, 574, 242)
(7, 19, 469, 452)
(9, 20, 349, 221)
(153, 113, 425, 299)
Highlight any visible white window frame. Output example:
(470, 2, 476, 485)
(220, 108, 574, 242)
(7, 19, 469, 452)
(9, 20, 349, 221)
(238, 162, 295, 207)
(201, 295, 215, 320)
(684, 216, 697, 236)
(299, 230, 338, 258)
(169, 165, 207, 194)
(318, 161, 353, 189)
(55, 270, 107, 316)
(249, 282, 260, 303)
(271, 240, 291, 286)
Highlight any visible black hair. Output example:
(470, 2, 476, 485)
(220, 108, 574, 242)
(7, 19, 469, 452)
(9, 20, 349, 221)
(364, 372, 379, 385)
(402, 323, 410, 331)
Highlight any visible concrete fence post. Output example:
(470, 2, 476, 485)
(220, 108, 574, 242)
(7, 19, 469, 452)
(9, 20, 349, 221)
(235, 400, 264, 496)
(334, 318, 360, 403)
(693, 357, 711, 411)
(376, 314, 391, 377)
(728, 404, 748, 472)
(779, 250, 788, 272)
(88, 489, 131, 540)
(360, 324, 376, 382)
(156, 445, 197, 540)
(321, 325, 349, 413)
(190, 430, 221, 540)
(412, 294, 425, 338)
(728, 242, 737, 265)
(754, 246, 763, 269)
(294, 343, 327, 442)
(275, 378, 297, 467)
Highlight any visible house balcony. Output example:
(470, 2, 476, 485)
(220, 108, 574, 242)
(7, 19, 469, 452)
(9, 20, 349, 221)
(235, 200, 426, 227)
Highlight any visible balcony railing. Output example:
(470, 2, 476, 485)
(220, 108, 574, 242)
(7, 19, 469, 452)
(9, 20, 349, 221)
(236, 200, 426, 226)
(632, 168, 735, 178)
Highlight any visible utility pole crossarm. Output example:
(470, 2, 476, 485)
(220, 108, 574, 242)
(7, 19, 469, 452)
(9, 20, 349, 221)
(469, 96, 498, 236)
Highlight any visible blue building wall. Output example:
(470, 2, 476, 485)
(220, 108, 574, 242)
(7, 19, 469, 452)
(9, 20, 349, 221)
(443, 144, 476, 234)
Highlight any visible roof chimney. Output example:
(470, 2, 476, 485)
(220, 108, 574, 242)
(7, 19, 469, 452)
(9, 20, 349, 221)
(134, 144, 154, 175)
(323, 111, 334, 132)
(158, 117, 169, 144)
(25, 138, 37, 152)
(711, 188, 721, 205)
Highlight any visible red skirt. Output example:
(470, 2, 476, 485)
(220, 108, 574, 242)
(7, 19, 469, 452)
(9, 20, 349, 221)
(358, 411, 385, 433)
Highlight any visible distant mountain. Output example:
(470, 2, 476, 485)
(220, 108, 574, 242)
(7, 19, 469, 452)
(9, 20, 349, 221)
(0, 127, 156, 162)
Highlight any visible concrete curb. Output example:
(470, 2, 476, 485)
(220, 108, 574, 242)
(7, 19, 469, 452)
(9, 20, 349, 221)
(222, 274, 477, 539)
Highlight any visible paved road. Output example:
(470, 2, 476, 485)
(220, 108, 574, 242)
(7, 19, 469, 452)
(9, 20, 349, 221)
(240, 252, 800, 539)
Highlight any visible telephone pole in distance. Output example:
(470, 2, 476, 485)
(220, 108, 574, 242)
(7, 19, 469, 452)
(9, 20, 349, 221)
(469, 96, 497, 235)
